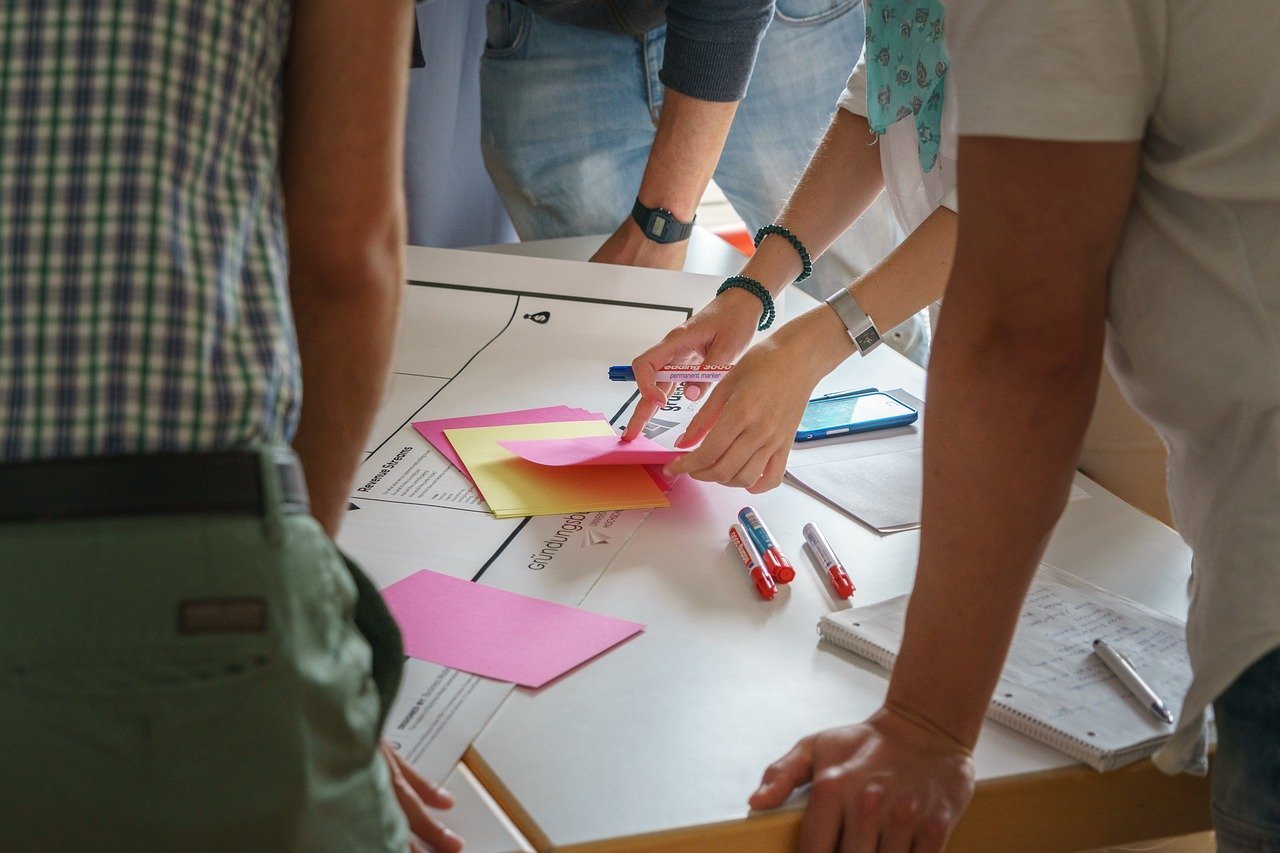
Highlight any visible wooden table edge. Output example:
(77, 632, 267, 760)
(464, 748, 1210, 852)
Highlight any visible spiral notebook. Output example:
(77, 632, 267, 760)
(818, 564, 1192, 771)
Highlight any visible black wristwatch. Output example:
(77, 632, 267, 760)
(631, 198, 696, 244)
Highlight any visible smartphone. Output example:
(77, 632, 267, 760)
(794, 389, 918, 442)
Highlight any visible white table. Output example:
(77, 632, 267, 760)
(394, 240, 1209, 852)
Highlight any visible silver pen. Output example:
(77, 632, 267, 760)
(1092, 638, 1175, 724)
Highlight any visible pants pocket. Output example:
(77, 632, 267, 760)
(774, 0, 860, 26)
(484, 0, 530, 57)
(0, 645, 307, 851)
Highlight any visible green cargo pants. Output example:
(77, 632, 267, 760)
(0, 450, 407, 851)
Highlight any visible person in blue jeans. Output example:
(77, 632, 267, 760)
(478, 0, 930, 365)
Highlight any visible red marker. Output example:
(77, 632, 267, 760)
(730, 523, 776, 600)
(737, 506, 796, 584)
(802, 522, 855, 599)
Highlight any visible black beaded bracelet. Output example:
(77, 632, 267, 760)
(717, 274, 776, 331)
(754, 223, 812, 284)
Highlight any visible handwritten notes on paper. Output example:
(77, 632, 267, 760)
(1001, 572, 1189, 726)
(818, 564, 1190, 769)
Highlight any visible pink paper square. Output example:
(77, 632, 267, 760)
(499, 434, 685, 467)
(380, 569, 645, 689)
(413, 406, 596, 483)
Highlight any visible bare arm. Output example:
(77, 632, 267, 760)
(852, 203, 954, 331)
(891, 136, 1139, 743)
(623, 108, 895, 436)
(751, 136, 1142, 852)
(591, 88, 737, 270)
(281, 10, 466, 849)
(745, 108, 888, 289)
(659, 204, 955, 490)
(281, 0, 410, 538)
(742, 108, 953, 331)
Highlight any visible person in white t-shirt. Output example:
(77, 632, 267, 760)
(625, 0, 1280, 848)
(623, 8, 1168, 523)
(734, 2, 1278, 851)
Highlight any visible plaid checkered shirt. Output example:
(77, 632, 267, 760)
(1, 0, 299, 462)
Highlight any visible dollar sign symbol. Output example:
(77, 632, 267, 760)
(523, 311, 550, 324)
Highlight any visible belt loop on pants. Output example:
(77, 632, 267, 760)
(257, 446, 312, 544)
(0, 448, 310, 524)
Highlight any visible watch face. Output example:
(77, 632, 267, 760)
(854, 326, 881, 352)
(632, 200, 692, 244)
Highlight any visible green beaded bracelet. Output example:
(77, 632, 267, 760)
(754, 223, 812, 284)
(717, 275, 776, 331)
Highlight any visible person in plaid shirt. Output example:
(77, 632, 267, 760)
(0, 1, 459, 849)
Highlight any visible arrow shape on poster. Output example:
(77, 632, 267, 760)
(582, 529, 611, 547)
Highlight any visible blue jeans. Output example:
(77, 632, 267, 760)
(479, 0, 929, 365)
(1213, 645, 1280, 852)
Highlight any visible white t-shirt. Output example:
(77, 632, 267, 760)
(947, 0, 1280, 773)
(838, 55, 958, 234)
(839, 49, 1171, 524)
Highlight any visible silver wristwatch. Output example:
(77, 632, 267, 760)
(825, 287, 882, 355)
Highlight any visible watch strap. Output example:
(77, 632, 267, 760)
(825, 287, 882, 355)
(631, 198, 695, 244)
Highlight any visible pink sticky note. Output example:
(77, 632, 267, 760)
(380, 569, 645, 689)
(414, 406, 596, 482)
(644, 465, 677, 492)
(499, 434, 686, 467)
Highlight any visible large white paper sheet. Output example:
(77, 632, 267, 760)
(365, 374, 447, 455)
(338, 269, 698, 789)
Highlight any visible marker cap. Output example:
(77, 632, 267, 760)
(829, 569, 855, 599)
(750, 567, 777, 600)
(761, 549, 795, 584)
(729, 524, 776, 600)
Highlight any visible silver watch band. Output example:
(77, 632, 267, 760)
(825, 287, 882, 356)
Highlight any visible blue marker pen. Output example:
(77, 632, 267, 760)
(737, 506, 795, 584)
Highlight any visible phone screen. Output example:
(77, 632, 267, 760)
(798, 392, 915, 433)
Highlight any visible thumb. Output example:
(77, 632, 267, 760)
(670, 382, 728, 453)
(684, 325, 752, 403)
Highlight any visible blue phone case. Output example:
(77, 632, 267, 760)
(794, 390, 917, 442)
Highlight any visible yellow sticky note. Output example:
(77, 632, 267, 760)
(444, 421, 669, 518)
